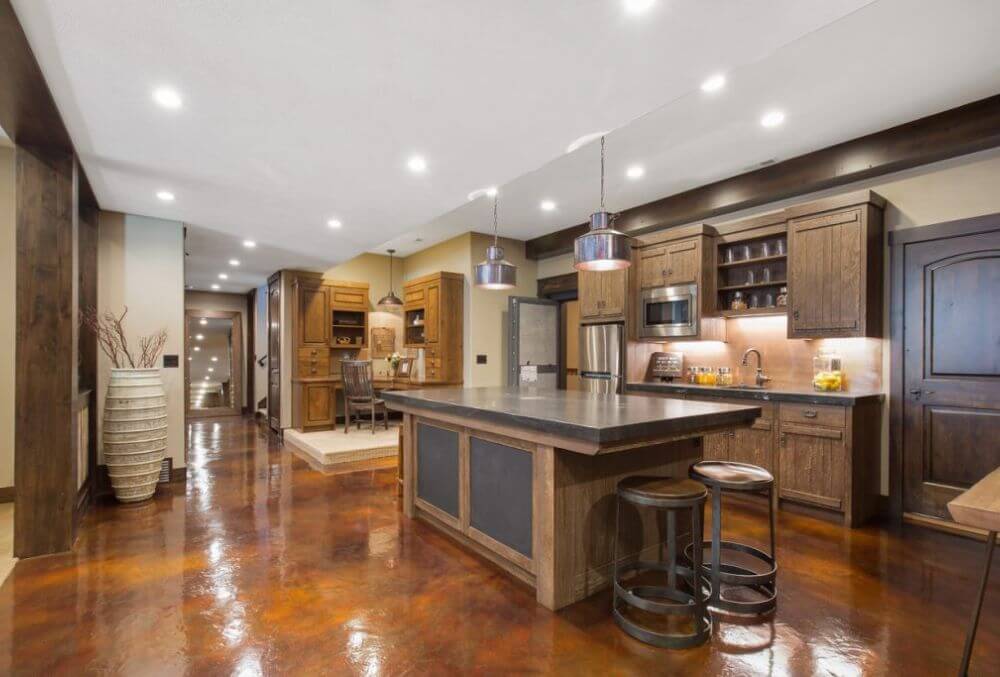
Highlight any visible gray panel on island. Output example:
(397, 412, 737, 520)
(470, 437, 533, 558)
(416, 423, 459, 518)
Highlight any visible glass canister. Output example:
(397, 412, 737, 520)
(703, 368, 718, 386)
(717, 367, 734, 386)
(687, 366, 699, 384)
(813, 350, 844, 392)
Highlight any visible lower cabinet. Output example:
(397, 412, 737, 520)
(777, 423, 846, 512)
(301, 383, 334, 429)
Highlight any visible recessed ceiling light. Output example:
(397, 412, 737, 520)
(228, 259, 240, 267)
(540, 200, 557, 212)
(195, 334, 204, 340)
(199, 318, 207, 325)
(624, 0, 656, 15)
(211, 356, 218, 362)
(760, 110, 786, 128)
(187, 357, 192, 361)
(193, 346, 201, 352)
(208, 367, 214, 373)
(242, 240, 256, 248)
(204, 376, 209, 380)
(156, 190, 175, 202)
(218, 273, 228, 280)
(626, 165, 645, 180)
(210, 283, 220, 290)
(152, 86, 182, 110)
(327, 219, 342, 229)
(467, 186, 498, 201)
(566, 131, 608, 154)
(700, 73, 726, 93)
(407, 155, 427, 173)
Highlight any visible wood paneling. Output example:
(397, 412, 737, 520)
(267, 272, 282, 432)
(526, 94, 1000, 259)
(779, 424, 846, 511)
(14, 145, 78, 558)
(537, 272, 577, 299)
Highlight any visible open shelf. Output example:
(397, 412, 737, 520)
(331, 309, 366, 348)
(718, 280, 788, 292)
(717, 253, 787, 269)
(716, 231, 788, 315)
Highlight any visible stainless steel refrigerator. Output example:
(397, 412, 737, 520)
(579, 324, 624, 394)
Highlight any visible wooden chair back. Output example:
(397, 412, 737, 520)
(341, 360, 374, 401)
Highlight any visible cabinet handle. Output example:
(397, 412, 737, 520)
(729, 431, 736, 439)
(667, 268, 673, 276)
(792, 310, 800, 320)
(780, 432, 787, 447)
(802, 410, 818, 419)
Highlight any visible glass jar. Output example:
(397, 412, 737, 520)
(776, 286, 788, 307)
(687, 367, 698, 384)
(703, 369, 718, 386)
(736, 244, 751, 261)
(730, 291, 747, 311)
(717, 367, 734, 386)
(813, 350, 844, 392)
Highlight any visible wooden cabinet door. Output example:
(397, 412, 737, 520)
(302, 384, 333, 428)
(730, 421, 773, 472)
(665, 238, 700, 285)
(331, 285, 366, 309)
(298, 281, 330, 346)
(778, 423, 846, 511)
(424, 283, 440, 343)
(788, 208, 863, 337)
(578, 270, 604, 321)
(703, 432, 730, 462)
(639, 247, 666, 289)
(601, 268, 627, 319)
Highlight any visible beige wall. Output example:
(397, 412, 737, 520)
(184, 291, 249, 409)
(0, 145, 14, 488)
(97, 212, 186, 468)
(536, 147, 1000, 496)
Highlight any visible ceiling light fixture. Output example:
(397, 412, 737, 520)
(208, 367, 215, 373)
(467, 186, 498, 201)
(195, 334, 204, 341)
(574, 136, 632, 272)
(211, 356, 218, 362)
(156, 190, 175, 202)
(218, 273, 228, 280)
(377, 249, 403, 308)
(193, 347, 201, 352)
(229, 259, 240, 266)
(327, 219, 342, 229)
(624, 0, 656, 15)
(700, 73, 726, 93)
(407, 155, 427, 173)
(242, 240, 256, 248)
(626, 165, 645, 180)
(566, 130, 608, 154)
(475, 191, 517, 290)
(540, 200, 557, 212)
(211, 284, 220, 290)
(152, 86, 182, 109)
(760, 110, 786, 128)
(199, 318, 207, 325)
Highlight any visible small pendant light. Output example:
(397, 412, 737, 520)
(574, 136, 632, 271)
(377, 249, 403, 308)
(474, 192, 517, 290)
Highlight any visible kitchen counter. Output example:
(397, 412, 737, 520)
(627, 381, 884, 406)
(384, 386, 759, 610)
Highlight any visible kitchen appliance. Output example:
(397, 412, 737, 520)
(638, 283, 699, 339)
(649, 351, 684, 382)
(579, 324, 624, 394)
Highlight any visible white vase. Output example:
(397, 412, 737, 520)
(103, 368, 167, 503)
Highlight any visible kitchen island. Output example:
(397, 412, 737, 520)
(382, 387, 759, 610)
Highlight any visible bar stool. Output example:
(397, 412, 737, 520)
(612, 476, 711, 648)
(686, 460, 777, 616)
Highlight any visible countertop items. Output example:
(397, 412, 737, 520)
(627, 381, 883, 406)
(382, 386, 759, 449)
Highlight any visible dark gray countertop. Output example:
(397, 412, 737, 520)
(382, 386, 760, 445)
(627, 381, 884, 406)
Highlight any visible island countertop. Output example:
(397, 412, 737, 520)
(382, 386, 760, 448)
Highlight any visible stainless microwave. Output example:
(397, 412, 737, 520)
(638, 284, 698, 339)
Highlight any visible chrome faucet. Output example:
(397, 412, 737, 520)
(740, 347, 771, 388)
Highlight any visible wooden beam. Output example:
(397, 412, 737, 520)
(537, 272, 578, 299)
(526, 94, 1000, 259)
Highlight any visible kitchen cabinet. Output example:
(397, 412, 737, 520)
(665, 238, 700, 285)
(787, 201, 883, 338)
(403, 272, 464, 383)
(297, 278, 330, 347)
(301, 382, 334, 429)
(639, 246, 666, 289)
(778, 423, 846, 511)
(578, 268, 628, 323)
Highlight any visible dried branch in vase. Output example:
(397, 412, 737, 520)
(81, 306, 168, 369)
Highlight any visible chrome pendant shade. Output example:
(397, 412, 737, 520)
(377, 249, 403, 307)
(573, 136, 631, 272)
(474, 192, 517, 290)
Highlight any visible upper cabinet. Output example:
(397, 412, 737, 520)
(638, 237, 701, 288)
(403, 272, 464, 383)
(297, 277, 331, 347)
(579, 268, 628, 323)
(787, 197, 883, 339)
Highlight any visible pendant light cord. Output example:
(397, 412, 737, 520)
(600, 135, 606, 212)
(492, 193, 500, 247)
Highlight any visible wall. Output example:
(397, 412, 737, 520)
(537, 147, 1000, 496)
(184, 291, 249, 409)
(97, 212, 186, 468)
(0, 144, 13, 489)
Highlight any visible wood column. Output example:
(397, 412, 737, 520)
(14, 145, 79, 557)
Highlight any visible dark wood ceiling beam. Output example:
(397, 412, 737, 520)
(526, 94, 1000, 259)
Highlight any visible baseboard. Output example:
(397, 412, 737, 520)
(169, 466, 187, 484)
(903, 512, 999, 543)
(0, 486, 13, 503)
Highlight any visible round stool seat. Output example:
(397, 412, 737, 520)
(618, 476, 707, 508)
(690, 460, 773, 491)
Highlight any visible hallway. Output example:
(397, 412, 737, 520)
(0, 416, 997, 675)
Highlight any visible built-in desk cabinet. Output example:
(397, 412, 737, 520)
(403, 271, 464, 384)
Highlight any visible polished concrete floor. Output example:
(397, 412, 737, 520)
(0, 416, 997, 675)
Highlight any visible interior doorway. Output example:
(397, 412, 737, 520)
(185, 310, 244, 418)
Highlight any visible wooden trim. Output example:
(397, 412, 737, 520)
(184, 309, 244, 418)
(0, 487, 14, 503)
(888, 211, 1000, 246)
(467, 526, 534, 574)
(536, 272, 578, 299)
(903, 512, 1000, 544)
(780, 488, 843, 511)
(533, 445, 556, 608)
(526, 94, 1000, 259)
(403, 271, 464, 287)
(414, 497, 461, 531)
(246, 287, 257, 412)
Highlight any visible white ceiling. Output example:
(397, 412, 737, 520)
(12, 0, 1000, 292)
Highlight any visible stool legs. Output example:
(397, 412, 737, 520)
(711, 486, 722, 607)
(959, 531, 995, 676)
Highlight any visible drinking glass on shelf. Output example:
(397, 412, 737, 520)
(736, 244, 751, 261)
(745, 268, 757, 285)
(776, 238, 787, 255)
(761, 241, 773, 257)
(763, 291, 775, 307)
(724, 247, 736, 264)
(761, 266, 772, 283)
(749, 293, 761, 309)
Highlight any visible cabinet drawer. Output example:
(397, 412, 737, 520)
(780, 403, 846, 428)
(297, 347, 330, 377)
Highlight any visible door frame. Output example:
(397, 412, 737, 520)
(507, 296, 561, 388)
(184, 309, 244, 420)
(888, 212, 1000, 522)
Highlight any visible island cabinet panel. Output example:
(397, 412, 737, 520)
(703, 432, 730, 461)
(778, 424, 846, 511)
(416, 423, 461, 520)
(469, 437, 534, 559)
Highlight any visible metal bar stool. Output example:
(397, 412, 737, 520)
(612, 476, 711, 649)
(686, 460, 777, 616)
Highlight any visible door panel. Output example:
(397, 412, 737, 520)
(779, 425, 845, 510)
(902, 227, 1000, 518)
(601, 268, 627, 318)
(665, 239, 699, 285)
(298, 282, 329, 346)
(424, 284, 439, 343)
(731, 422, 773, 472)
(639, 247, 666, 289)
(578, 270, 603, 320)
(509, 297, 560, 389)
(267, 274, 281, 432)
(303, 384, 333, 427)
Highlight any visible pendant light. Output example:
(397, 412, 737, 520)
(474, 192, 517, 290)
(377, 249, 403, 308)
(573, 136, 632, 271)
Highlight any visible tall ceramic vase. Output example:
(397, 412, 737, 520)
(103, 368, 167, 503)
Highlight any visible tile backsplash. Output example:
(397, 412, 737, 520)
(628, 315, 883, 392)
